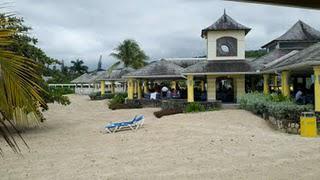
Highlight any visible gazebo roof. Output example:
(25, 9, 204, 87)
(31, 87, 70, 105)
(96, 67, 135, 81)
(263, 42, 320, 71)
(71, 70, 106, 84)
(123, 59, 185, 79)
(183, 60, 255, 75)
(262, 21, 320, 48)
(250, 49, 293, 70)
(201, 11, 251, 38)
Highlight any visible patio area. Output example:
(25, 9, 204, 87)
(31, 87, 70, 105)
(1, 95, 320, 179)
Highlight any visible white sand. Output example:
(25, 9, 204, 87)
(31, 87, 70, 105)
(1, 94, 320, 179)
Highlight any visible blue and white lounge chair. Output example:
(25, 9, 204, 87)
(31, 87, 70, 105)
(105, 115, 144, 133)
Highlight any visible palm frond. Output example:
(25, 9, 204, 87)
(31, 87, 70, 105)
(106, 61, 121, 74)
(0, 15, 45, 154)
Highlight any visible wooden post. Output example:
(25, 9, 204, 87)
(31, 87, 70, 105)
(111, 81, 115, 94)
(187, 75, 194, 102)
(137, 80, 142, 99)
(171, 81, 177, 90)
(200, 80, 205, 92)
(236, 75, 245, 102)
(207, 75, 216, 101)
(263, 74, 270, 95)
(281, 71, 290, 97)
(314, 66, 320, 112)
(143, 80, 149, 94)
(127, 79, 134, 100)
(100, 80, 105, 95)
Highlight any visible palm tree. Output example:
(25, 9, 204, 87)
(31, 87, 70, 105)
(0, 15, 46, 153)
(109, 39, 148, 71)
(70, 59, 88, 75)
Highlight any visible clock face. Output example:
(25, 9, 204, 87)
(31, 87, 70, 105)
(216, 37, 237, 57)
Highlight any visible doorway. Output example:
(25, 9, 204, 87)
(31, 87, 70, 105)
(216, 77, 234, 103)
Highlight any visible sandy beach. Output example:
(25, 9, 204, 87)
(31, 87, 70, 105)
(1, 94, 320, 179)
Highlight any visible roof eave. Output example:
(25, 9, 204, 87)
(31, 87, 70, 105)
(262, 60, 320, 73)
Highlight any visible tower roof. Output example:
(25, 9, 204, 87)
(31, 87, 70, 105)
(201, 11, 251, 38)
(262, 20, 320, 48)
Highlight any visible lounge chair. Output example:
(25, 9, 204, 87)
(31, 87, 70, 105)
(105, 115, 144, 133)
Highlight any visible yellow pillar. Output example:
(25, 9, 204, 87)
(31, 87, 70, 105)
(100, 80, 105, 95)
(143, 81, 149, 94)
(207, 75, 216, 101)
(281, 71, 290, 97)
(171, 81, 177, 90)
(263, 74, 270, 95)
(236, 75, 245, 101)
(127, 79, 134, 100)
(137, 80, 142, 99)
(111, 81, 115, 94)
(200, 80, 205, 92)
(274, 75, 278, 87)
(314, 66, 320, 112)
(187, 75, 194, 102)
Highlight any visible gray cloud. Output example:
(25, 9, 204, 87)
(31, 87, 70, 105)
(7, 0, 320, 69)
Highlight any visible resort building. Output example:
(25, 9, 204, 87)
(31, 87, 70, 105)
(93, 11, 320, 112)
(124, 11, 256, 103)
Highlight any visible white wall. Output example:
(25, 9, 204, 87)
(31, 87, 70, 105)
(206, 30, 246, 60)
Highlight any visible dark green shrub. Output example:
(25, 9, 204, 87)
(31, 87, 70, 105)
(239, 92, 314, 123)
(89, 92, 124, 100)
(154, 109, 183, 118)
(185, 102, 205, 113)
(108, 92, 138, 110)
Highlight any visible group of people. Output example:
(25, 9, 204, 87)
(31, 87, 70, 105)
(146, 83, 181, 100)
(294, 84, 314, 105)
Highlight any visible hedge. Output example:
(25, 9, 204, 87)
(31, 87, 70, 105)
(238, 92, 313, 123)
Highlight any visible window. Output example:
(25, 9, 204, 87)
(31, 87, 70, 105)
(216, 36, 237, 57)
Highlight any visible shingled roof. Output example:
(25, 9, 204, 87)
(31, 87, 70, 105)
(250, 49, 293, 70)
(96, 67, 134, 81)
(164, 58, 205, 68)
(71, 71, 106, 84)
(262, 20, 320, 48)
(201, 11, 251, 38)
(123, 59, 185, 79)
(183, 60, 255, 75)
(263, 42, 320, 71)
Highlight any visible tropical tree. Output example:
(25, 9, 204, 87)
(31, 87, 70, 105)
(109, 39, 148, 71)
(0, 13, 70, 109)
(70, 59, 88, 76)
(0, 15, 46, 153)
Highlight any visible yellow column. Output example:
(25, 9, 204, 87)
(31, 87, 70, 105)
(111, 81, 115, 94)
(100, 80, 105, 95)
(274, 75, 278, 87)
(137, 80, 142, 99)
(171, 81, 177, 90)
(143, 80, 149, 94)
(236, 75, 245, 101)
(207, 75, 216, 101)
(263, 74, 270, 95)
(200, 80, 205, 92)
(187, 75, 194, 102)
(314, 66, 320, 112)
(127, 79, 134, 100)
(281, 71, 290, 97)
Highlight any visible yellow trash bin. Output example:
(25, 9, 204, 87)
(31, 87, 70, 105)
(300, 112, 317, 137)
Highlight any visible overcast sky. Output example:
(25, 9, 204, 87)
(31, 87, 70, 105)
(8, 0, 320, 69)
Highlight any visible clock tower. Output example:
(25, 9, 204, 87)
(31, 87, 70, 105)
(201, 11, 251, 60)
